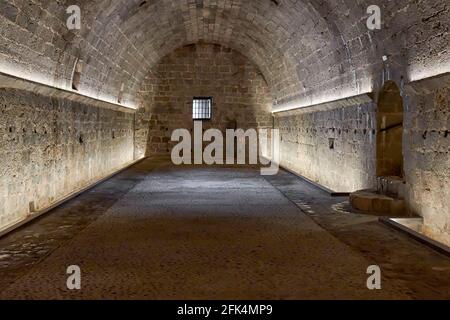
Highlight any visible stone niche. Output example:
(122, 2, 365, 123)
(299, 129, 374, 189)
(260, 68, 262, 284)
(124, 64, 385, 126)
(377, 81, 404, 178)
(134, 43, 273, 159)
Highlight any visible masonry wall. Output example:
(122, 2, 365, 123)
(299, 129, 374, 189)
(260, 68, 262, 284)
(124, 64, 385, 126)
(404, 73, 450, 246)
(135, 43, 272, 158)
(0, 87, 134, 231)
(274, 95, 377, 193)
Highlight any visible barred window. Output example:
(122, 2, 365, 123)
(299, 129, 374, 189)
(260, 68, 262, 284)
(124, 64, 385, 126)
(193, 97, 212, 120)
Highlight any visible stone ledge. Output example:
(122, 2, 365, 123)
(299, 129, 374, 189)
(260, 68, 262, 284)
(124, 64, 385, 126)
(272, 93, 374, 115)
(0, 72, 137, 113)
(380, 217, 450, 257)
(350, 190, 407, 216)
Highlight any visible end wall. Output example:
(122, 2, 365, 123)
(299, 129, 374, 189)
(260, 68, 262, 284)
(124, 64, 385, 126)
(135, 43, 273, 158)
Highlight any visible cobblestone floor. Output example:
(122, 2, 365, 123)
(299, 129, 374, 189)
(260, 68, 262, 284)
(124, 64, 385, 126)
(264, 171, 450, 299)
(0, 159, 448, 299)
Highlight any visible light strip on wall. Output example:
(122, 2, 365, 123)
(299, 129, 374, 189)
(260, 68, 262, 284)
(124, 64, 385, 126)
(0, 62, 138, 110)
(272, 61, 450, 114)
(408, 59, 450, 83)
(272, 87, 373, 114)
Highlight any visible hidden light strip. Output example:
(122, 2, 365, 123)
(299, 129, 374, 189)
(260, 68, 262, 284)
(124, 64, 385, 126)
(272, 88, 373, 114)
(0, 62, 137, 110)
(408, 59, 450, 83)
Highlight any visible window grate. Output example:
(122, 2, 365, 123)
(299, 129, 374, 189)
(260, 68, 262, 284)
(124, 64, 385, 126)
(193, 97, 212, 120)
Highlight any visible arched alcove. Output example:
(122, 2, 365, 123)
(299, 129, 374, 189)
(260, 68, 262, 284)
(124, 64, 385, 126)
(376, 81, 404, 177)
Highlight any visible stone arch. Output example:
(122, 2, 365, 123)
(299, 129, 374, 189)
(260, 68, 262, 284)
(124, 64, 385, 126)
(134, 42, 273, 159)
(376, 80, 404, 177)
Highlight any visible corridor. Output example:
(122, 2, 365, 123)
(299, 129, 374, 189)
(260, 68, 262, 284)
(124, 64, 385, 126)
(0, 159, 448, 300)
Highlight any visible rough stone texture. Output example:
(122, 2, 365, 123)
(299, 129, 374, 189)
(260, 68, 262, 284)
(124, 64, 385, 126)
(1, 1, 448, 108)
(404, 73, 450, 246)
(350, 190, 406, 217)
(135, 43, 272, 158)
(0, 86, 135, 232)
(274, 95, 377, 192)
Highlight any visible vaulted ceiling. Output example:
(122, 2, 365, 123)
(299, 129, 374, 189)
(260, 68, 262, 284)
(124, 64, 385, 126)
(0, 0, 448, 108)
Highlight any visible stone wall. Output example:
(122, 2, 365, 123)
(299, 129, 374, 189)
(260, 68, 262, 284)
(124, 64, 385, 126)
(0, 85, 135, 232)
(274, 95, 377, 193)
(404, 73, 450, 246)
(135, 43, 272, 158)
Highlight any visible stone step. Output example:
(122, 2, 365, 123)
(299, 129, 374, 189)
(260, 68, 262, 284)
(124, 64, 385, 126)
(350, 189, 407, 217)
(377, 176, 406, 199)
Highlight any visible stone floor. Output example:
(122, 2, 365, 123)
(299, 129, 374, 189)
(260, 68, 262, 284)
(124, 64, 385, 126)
(0, 158, 448, 300)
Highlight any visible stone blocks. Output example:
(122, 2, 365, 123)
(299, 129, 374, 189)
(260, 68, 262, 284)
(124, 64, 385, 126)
(0, 84, 134, 232)
(274, 96, 377, 193)
(350, 190, 406, 217)
(403, 73, 450, 246)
